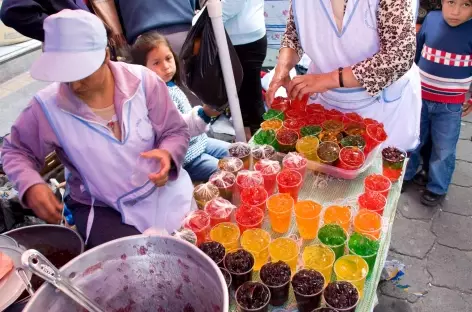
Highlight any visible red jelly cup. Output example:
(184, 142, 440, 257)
(254, 159, 281, 196)
(291, 94, 309, 111)
(283, 119, 306, 134)
(306, 103, 326, 115)
(285, 109, 307, 121)
(343, 112, 364, 124)
(338, 147, 365, 170)
(182, 210, 211, 246)
(306, 114, 326, 126)
(277, 169, 303, 202)
(363, 124, 388, 155)
(241, 185, 269, 212)
(364, 174, 392, 198)
(276, 129, 299, 153)
(272, 97, 291, 113)
(358, 191, 387, 215)
(235, 204, 265, 233)
(364, 118, 380, 127)
(325, 109, 344, 122)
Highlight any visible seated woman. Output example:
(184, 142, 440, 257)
(0, 10, 194, 248)
(131, 32, 230, 182)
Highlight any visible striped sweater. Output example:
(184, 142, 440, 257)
(416, 11, 472, 104)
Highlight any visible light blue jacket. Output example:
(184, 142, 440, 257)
(222, 0, 266, 46)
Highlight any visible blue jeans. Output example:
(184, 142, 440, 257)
(405, 99, 462, 195)
(184, 138, 230, 181)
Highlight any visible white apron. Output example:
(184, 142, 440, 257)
(36, 67, 194, 243)
(292, 0, 421, 150)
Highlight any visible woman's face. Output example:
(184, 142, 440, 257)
(442, 0, 472, 26)
(69, 50, 110, 95)
(146, 44, 176, 83)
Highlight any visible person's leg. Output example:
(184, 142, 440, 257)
(66, 198, 140, 249)
(205, 138, 230, 159)
(184, 153, 220, 182)
(233, 35, 268, 134)
(420, 137, 432, 173)
(423, 102, 462, 205)
(404, 100, 431, 181)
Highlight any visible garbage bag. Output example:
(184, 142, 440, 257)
(180, 7, 243, 110)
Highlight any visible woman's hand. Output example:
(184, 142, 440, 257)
(141, 149, 172, 187)
(266, 67, 291, 108)
(287, 72, 339, 100)
(24, 184, 63, 224)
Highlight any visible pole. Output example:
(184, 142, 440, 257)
(206, 0, 247, 142)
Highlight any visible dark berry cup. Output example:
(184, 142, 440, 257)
(323, 281, 360, 312)
(292, 269, 325, 312)
(224, 249, 255, 291)
(260, 261, 291, 306)
(235, 281, 271, 312)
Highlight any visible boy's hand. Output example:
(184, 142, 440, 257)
(463, 100, 472, 117)
(141, 149, 172, 187)
(202, 104, 221, 117)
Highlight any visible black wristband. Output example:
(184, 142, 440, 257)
(338, 67, 344, 88)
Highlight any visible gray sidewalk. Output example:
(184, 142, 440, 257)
(376, 114, 472, 312)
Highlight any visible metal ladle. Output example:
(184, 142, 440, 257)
(21, 249, 105, 312)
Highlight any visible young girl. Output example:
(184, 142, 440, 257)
(131, 32, 230, 182)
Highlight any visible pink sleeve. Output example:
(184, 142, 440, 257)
(142, 69, 190, 179)
(1, 99, 57, 204)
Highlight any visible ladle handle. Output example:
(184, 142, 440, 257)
(21, 249, 105, 312)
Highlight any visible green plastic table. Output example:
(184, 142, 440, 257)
(229, 155, 403, 312)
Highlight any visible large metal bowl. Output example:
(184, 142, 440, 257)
(23, 235, 229, 311)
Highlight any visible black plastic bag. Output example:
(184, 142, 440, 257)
(180, 8, 243, 110)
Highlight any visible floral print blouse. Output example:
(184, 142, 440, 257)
(281, 0, 416, 96)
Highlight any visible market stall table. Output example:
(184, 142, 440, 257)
(227, 155, 403, 311)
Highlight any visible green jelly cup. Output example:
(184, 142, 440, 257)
(254, 129, 278, 150)
(263, 109, 285, 121)
(348, 232, 379, 278)
(340, 135, 366, 151)
(300, 125, 322, 138)
(317, 224, 348, 260)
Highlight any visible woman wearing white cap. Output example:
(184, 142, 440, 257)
(1, 9, 194, 248)
(266, 0, 422, 150)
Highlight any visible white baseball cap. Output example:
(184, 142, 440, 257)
(30, 9, 107, 82)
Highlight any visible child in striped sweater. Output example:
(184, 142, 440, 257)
(404, 0, 472, 206)
(131, 32, 230, 182)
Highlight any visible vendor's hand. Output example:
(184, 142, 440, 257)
(141, 149, 172, 187)
(202, 104, 221, 117)
(24, 184, 63, 224)
(266, 67, 291, 108)
(287, 72, 338, 100)
(462, 101, 472, 117)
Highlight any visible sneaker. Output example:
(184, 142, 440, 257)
(413, 170, 428, 186)
(421, 190, 445, 207)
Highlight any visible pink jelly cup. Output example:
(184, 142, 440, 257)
(364, 174, 392, 198)
(236, 170, 264, 194)
(277, 169, 303, 202)
(182, 210, 211, 246)
(235, 204, 265, 233)
(358, 191, 387, 215)
(282, 152, 308, 178)
(241, 185, 269, 212)
(254, 160, 281, 196)
(204, 197, 236, 227)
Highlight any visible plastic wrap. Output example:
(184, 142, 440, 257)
(193, 182, 220, 209)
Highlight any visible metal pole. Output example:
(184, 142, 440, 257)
(206, 0, 247, 142)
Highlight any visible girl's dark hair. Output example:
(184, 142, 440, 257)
(131, 31, 181, 85)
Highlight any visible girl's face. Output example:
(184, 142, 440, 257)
(146, 44, 176, 83)
(442, 0, 472, 27)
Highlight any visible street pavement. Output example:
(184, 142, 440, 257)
(1, 71, 472, 312)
